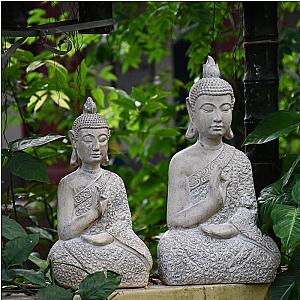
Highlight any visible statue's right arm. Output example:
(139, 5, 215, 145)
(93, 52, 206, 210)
(57, 178, 98, 240)
(167, 157, 224, 228)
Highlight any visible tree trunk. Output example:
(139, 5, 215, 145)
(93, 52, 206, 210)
(243, 3, 279, 195)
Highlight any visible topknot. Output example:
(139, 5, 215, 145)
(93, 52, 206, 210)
(188, 56, 235, 111)
(72, 97, 109, 137)
(83, 97, 97, 114)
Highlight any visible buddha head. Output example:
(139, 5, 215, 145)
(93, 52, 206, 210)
(69, 97, 110, 167)
(186, 56, 235, 141)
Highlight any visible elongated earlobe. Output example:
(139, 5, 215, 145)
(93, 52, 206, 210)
(224, 127, 234, 140)
(68, 130, 80, 167)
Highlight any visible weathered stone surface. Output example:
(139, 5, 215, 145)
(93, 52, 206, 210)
(48, 97, 152, 288)
(157, 56, 280, 285)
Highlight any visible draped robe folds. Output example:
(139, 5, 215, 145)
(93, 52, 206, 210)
(158, 143, 280, 285)
(48, 169, 152, 288)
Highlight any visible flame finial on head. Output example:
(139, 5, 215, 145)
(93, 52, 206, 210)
(202, 56, 220, 78)
(83, 97, 97, 114)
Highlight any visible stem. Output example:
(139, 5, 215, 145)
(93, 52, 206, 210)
(10, 173, 18, 222)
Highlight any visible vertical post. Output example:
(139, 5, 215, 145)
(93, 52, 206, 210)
(243, 3, 279, 195)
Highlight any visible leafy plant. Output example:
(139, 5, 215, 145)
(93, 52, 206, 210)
(244, 111, 300, 300)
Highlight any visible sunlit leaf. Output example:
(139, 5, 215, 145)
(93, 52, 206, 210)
(244, 111, 300, 145)
(26, 60, 45, 73)
(2, 215, 27, 240)
(50, 90, 70, 110)
(91, 87, 105, 108)
(10, 134, 64, 152)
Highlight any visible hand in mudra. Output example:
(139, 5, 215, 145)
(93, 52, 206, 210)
(208, 166, 229, 211)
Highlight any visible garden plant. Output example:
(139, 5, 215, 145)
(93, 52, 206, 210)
(1, 2, 300, 299)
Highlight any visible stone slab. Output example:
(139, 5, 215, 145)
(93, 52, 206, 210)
(2, 283, 270, 300)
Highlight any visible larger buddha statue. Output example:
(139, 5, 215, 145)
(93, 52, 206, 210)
(157, 56, 280, 285)
(48, 97, 152, 288)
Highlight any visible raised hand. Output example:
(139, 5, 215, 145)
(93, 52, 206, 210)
(208, 166, 230, 211)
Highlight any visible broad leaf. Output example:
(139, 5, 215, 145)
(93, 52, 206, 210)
(28, 254, 49, 272)
(2, 215, 27, 240)
(292, 181, 300, 204)
(14, 269, 46, 286)
(78, 271, 121, 300)
(272, 204, 300, 250)
(91, 87, 105, 108)
(10, 134, 64, 152)
(2, 234, 40, 267)
(258, 179, 286, 232)
(282, 156, 300, 187)
(37, 285, 73, 300)
(269, 271, 296, 300)
(2, 268, 16, 282)
(8, 151, 49, 183)
(243, 111, 300, 145)
(27, 226, 53, 241)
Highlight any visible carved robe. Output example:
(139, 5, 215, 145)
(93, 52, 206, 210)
(48, 169, 152, 288)
(158, 144, 280, 285)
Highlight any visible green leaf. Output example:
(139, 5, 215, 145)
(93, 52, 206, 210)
(99, 65, 117, 82)
(269, 271, 296, 300)
(37, 285, 73, 300)
(14, 269, 46, 286)
(150, 127, 180, 138)
(2, 148, 10, 168)
(243, 111, 300, 145)
(78, 271, 121, 300)
(1, 215, 27, 240)
(2, 268, 16, 282)
(91, 88, 105, 108)
(28, 255, 49, 272)
(10, 134, 65, 152)
(2, 234, 40, 267)
(282, 156, 300, 187)
(272, 204, 300, 250)
(292, 181, 300, 204)
(8, 151, 49, 182)
(258, 179, 287, 232)
(26, 60, 45, 73)
(50, 90, 70, 110)
(27, 227, 53, 241)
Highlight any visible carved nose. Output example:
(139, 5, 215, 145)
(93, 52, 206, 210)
(92, 140, 100, 150)
(213, 110, 222, 122)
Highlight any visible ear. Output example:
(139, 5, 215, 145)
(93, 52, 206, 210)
(68, 130, 76, 148)
(186, 97, 194, 122)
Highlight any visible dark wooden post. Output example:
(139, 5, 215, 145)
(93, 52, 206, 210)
(243, 3, 279, 195)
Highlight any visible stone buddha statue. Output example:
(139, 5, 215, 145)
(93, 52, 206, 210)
(157, 56, 280, 285)
(48, 97, 152, 288)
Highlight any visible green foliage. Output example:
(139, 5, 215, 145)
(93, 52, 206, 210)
(37, 285, 74, 300)
(2, 1, 300, 297)
(243, 111, 300, 145)
(2, 215, 27, 240)
(78, 271, 122, 300)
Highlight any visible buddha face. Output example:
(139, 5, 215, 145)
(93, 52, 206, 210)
(193, 94, 232, 140)
(75, 128, 109, 166)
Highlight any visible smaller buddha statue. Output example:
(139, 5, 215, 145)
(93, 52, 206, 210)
(48, 97, 152, 288)
(157, 56, 280, 285)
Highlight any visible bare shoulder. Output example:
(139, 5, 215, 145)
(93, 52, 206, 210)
(169, 145, 195, 175)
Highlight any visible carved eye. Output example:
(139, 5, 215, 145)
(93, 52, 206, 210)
(99, 135, 107, 143)
(83, 138, 93, 143)
(201, 104, 214, 112)
(220, 104, 232, 112)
